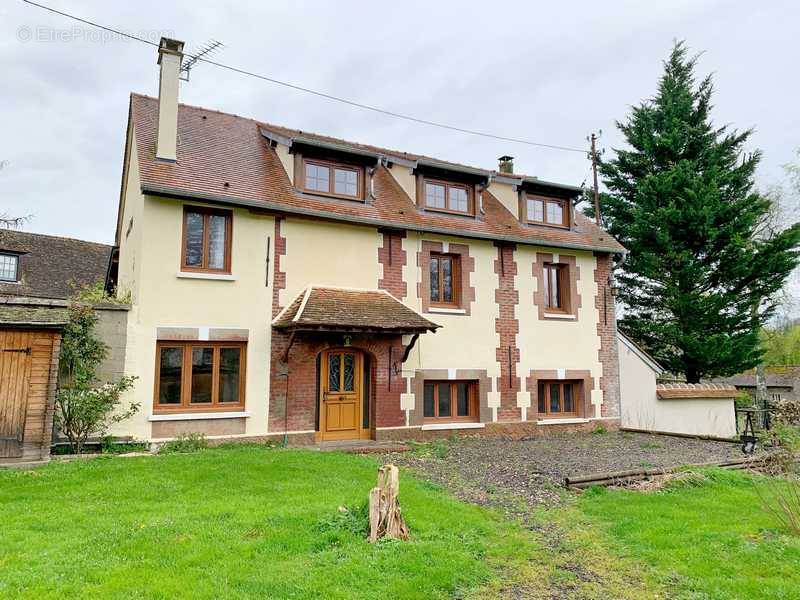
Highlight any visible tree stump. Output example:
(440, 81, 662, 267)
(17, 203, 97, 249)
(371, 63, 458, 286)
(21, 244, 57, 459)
(368, 464, 409, 542)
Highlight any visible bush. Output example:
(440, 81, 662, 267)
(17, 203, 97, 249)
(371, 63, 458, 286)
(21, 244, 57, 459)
(756, 419, 800, 536)
(56, 379, 138, 454)
(159, 433, 209, 454)
(55, 301, 139, 454)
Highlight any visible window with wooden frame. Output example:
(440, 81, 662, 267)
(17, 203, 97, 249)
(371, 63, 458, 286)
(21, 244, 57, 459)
(422, 179, 472, 215)
(154, 341, 246, 412)
(526, 195, 569, 228)
(0, 253, 19, 282)
(543, 262, 569, 312)
(423, 381, 478, 422)
(181, 206, 233, 273)
(429, 252, 461, 307)
(537, 380, 581, 418)
(302, 158, 363, 200)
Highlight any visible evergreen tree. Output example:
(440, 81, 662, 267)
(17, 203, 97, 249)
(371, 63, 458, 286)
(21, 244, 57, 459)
(595, 42, 800, 382)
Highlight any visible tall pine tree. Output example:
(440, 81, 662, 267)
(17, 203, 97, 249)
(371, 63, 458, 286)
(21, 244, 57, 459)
(596, 42, 800, 382)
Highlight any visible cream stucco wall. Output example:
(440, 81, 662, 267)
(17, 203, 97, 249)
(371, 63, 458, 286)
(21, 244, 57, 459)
(487, 180, 519, 217)
(401, 231, 501, 380)
(280, 220, 382, 305)
(113, 195, 275, 440)
(388, 164, 417, 204)
(516, 247, 604, 420)
(117, 130, 144, 305)
(275, 144, 294, 185)
(619, 337, 736, 438)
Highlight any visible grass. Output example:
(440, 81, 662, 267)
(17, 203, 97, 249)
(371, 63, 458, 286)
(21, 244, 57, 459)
(577, 468, 800, 599)
(0, 446, 538, 599)
(3, 448, 800, 599)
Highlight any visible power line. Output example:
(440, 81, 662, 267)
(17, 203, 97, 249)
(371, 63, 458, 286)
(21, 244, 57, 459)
(21, 0, 589, 154)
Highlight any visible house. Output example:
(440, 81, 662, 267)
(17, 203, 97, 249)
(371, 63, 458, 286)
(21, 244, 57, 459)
(106, 37, 625, 445)
(618, 332, 737, 439)
(714, 367, 800, 404)
(0, 229, 115, 463)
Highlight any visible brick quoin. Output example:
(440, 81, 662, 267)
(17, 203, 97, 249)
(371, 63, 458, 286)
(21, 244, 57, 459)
(594, 252, 620, 418)
(494, 242, 521, 421)
(271, 217, 286, 315)
(268, 332, 407, 434)
(378, 230, 407, 299)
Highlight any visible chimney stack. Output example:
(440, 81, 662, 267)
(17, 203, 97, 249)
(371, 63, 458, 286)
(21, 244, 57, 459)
(156, 37, 185, 161)
(498, 155, 514, 174)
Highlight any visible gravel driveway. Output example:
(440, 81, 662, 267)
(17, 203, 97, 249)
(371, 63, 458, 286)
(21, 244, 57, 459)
(387, 430, 754, 508)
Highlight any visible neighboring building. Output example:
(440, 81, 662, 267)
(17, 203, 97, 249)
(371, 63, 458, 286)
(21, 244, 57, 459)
(0, 229, 114, 463)
(619, 333, 737, 439)
(107, 37, 625, 444)
(714, 367, 800, 403)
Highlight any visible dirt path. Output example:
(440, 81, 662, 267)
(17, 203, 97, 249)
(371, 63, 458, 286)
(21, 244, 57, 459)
(386, 432, 756, 598)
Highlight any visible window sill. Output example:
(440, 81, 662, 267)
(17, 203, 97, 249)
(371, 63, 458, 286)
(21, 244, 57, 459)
(296, 190, 366, 204)
(421, 422, 484, 431)
(428, 307, 467, 315)
(526, 222, 570, 230)
(536, 417, 589, 425)
(543, 312, 576, 320)
(422, 207, 476, 218)
(149, 411, 249, 421)
(176, 271, 237, 281)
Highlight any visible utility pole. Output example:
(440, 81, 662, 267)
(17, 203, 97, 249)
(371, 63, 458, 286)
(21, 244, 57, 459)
(590, 132, 601, 226)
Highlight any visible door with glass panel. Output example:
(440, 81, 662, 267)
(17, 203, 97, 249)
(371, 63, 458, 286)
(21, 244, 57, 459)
(320, 350, 364, 441)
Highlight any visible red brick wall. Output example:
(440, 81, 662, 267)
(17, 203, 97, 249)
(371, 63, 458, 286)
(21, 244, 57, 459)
(594, 252, 620, 418)
(378, 230, 407, 299)
(494, 242, 521, 421)
(268, 332, 406, 433)
(272, 217, 286, 315)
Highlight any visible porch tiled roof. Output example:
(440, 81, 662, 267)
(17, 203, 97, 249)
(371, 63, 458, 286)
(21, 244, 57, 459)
(129, 94, 624, 254)
(656, 383, 738, 399)
(273, 286, 439, 333)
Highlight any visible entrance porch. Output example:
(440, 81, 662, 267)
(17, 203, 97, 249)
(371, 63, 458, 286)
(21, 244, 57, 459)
(270, 286, 439, 442)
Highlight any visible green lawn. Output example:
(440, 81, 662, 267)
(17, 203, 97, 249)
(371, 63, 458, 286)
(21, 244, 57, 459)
(2, 447, 799, 599)
(0, 447, 536, 599)
(577, 469, 800, 599)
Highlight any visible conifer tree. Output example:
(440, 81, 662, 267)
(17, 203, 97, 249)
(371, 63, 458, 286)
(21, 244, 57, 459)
(596, 42, 800, 382)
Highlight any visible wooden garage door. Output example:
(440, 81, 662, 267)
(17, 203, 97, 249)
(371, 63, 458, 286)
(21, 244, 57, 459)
(0, 330, 33, 458)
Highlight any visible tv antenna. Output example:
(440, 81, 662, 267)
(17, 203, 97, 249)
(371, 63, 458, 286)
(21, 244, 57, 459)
(180, 40, 224, 81)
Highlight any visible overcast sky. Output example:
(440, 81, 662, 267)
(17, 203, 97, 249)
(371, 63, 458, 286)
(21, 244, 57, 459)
(1, 2, 798, 261)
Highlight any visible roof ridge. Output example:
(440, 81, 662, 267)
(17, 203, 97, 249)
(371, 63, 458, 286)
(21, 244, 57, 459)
(0, 229, 112, 248)
(131, 92, 548, 181)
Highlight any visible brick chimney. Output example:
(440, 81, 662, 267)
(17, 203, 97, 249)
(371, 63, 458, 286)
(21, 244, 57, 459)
(498, 155, 514, 174)
(156, 37, 185, 161)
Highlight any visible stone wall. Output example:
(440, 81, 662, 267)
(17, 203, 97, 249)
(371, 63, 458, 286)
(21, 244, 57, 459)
(94, 305, 129, 383)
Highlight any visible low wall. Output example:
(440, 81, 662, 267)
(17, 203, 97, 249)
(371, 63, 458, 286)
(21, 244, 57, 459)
(622, 383, 737, 439)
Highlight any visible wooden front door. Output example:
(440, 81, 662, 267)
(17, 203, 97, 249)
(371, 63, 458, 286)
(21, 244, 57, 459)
(320, 349, 366, 441)
(0, 330, 34, 458)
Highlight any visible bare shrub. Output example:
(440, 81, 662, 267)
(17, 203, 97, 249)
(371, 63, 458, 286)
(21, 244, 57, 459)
(756, 422, 800, 535)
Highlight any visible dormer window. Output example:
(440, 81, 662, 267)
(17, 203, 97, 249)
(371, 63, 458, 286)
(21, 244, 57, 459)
(302, 158, 363, 200)
(526, 195, 569, 228)
(0, 253, 19, 282)
(422, 179, 472, 215)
